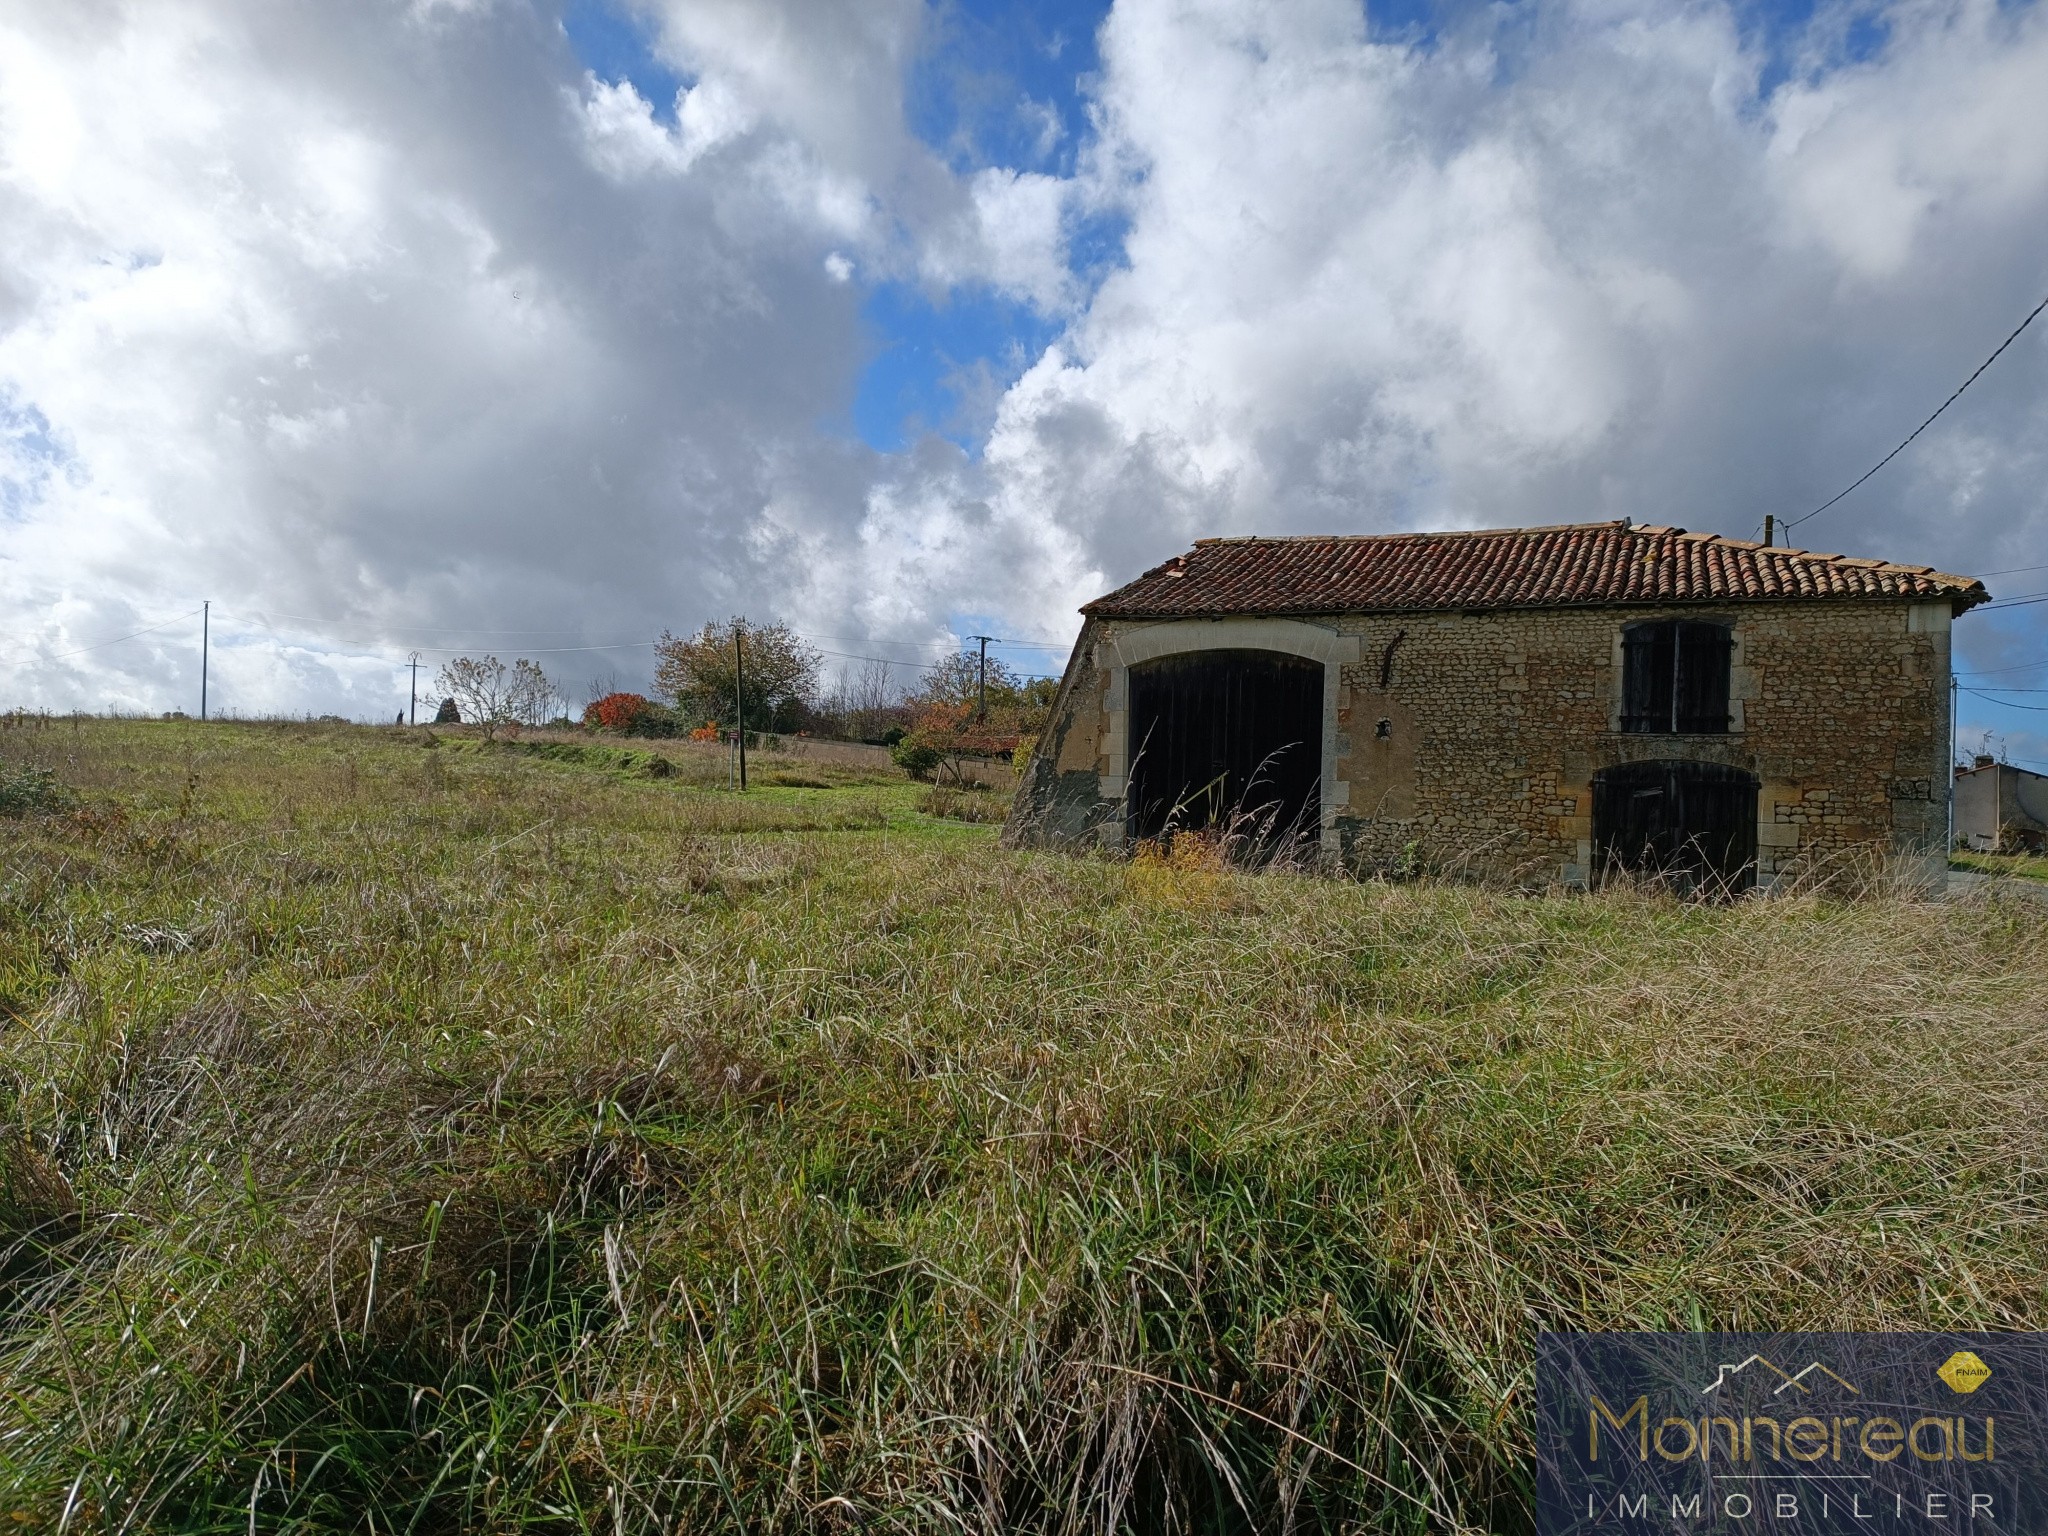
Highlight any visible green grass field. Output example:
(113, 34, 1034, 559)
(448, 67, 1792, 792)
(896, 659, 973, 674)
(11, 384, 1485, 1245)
(1950, 847, 2048, 883)
(3, 718, 2046, 1532)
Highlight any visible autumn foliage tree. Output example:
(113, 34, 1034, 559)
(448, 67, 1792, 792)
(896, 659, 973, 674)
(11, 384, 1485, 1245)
(581, 692, 674, 736)
(654, 619, 820, 733)
(901, 650, 1058, 764)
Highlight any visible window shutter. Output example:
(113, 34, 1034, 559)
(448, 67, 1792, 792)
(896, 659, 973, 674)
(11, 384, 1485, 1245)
(1621, 623, 1673, 734)
(1675, 622, 1732, 733)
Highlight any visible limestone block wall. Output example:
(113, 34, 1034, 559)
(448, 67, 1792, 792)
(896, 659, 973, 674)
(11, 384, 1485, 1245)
(1003, 599, 1954, 886)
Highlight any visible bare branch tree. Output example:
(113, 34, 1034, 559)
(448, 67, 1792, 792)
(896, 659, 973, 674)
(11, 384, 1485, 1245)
(509, 659, 561, 726)
(436, 656, 559, 739)
(851, 657, 895, 715)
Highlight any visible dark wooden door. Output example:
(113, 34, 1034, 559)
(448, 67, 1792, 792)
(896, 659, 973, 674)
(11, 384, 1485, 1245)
(1592, 760, 1758, 893)
(1126, 649, 1323, 855)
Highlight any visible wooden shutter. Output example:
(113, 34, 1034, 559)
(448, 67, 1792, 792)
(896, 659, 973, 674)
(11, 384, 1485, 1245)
(1620, 622, 1673, 734)
(1674, 622, 1732, 734)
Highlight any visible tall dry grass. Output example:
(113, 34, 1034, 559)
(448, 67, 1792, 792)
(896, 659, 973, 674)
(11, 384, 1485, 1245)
(0, 718, 2044, 1532)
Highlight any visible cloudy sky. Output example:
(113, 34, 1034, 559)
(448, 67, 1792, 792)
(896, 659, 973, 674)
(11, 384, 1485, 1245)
(1, 0, 2045, 761)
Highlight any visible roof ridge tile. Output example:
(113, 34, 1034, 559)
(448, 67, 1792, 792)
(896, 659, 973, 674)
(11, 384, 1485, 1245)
(1080, 521, 1987, 620)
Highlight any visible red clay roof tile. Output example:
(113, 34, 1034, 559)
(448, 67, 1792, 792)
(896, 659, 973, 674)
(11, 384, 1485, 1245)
(1081, 521, 1988, 619)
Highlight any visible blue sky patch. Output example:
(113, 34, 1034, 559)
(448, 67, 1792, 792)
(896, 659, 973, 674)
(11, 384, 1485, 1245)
(1738, 0, 1895, 100)
(561, 0, 687, 116)
(561, 0, 1112, 457)
(908, 0, 1110, 177)
(1364, 0, 1448, 47)
(851, 283, 1062, 453)
(0, 394, 66, 522)
(876, 0, 1121, 453)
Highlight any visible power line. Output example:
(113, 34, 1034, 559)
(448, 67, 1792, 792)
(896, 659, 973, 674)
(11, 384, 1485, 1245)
(1978, 591, 2048, 613)
(216, 611, 658, 654)
(228, 609, 598, 639)
(807, 643, 1060, 680)
(792, 629, 1073, 653)
(11, 606, 205, 664)
(5, 601, 1073, 707)
(10, 602, 1074, 667)
(1785, 290, 2048, 531)
(218, 610, 1067, 665)
(1960, 687, 2048, 713)
(1973, 562, 2048, 579)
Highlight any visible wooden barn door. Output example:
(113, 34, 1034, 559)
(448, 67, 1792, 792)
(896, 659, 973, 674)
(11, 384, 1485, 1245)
(1592, 760, 1759, 894)
(1126, 649, 1323, 856)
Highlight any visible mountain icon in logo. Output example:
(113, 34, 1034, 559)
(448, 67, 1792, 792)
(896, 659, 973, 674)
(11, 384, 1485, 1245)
(1937, 1351, 1991, 1394)
(1701, 1355, 1860, 1396)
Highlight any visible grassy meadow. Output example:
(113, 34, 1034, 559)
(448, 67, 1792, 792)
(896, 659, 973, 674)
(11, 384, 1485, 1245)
(2, 717, 2046, 1532)
(1950, 847, 2048, 883)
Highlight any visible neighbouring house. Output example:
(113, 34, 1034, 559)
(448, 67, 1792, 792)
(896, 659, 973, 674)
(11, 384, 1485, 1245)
(1004, 520, 1988, 891)
(1954, 758, 2048, 854)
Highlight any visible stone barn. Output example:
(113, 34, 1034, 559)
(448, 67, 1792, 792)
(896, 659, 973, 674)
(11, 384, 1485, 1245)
(1003, 521, 1988, 890)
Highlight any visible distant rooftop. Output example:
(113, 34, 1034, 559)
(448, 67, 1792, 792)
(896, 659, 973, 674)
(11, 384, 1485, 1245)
(1081, 521, 1989, 620)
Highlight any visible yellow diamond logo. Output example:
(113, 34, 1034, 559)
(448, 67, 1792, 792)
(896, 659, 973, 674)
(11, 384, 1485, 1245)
(1937, 1351, 1991, 1394)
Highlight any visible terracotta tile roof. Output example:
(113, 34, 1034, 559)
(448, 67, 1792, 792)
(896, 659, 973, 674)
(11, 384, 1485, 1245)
(1081, 521, 1989, 620)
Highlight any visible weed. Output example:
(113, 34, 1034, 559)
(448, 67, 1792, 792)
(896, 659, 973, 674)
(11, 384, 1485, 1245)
(0, 764, 68, 817)
(918, 783, 1008, 823)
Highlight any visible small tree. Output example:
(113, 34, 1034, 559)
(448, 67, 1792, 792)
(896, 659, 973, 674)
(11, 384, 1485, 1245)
(655, 618, 820, 733)
(436, 655, 559, 739)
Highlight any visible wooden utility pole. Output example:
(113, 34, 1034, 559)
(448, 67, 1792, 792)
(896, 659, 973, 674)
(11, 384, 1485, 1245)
(733, 620, 748, 791)
(200, 601, 209, 720)
(1763, 515, 1775, 547)
(408, 651, 421, 726)
(971, 634, 993, 718)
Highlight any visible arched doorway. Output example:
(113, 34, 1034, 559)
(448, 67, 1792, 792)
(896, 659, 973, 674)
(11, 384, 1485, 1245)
(1126, 649, 1323, 855)
(1592, 760, 1759, 894)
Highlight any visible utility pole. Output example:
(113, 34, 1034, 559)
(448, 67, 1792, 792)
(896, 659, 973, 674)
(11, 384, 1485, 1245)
(200, 601, 209, 720)
(1995, 739, 2003, 855)
(970, 634, 993, 718)
(1762, 515, 1775, 548)
(408, 651, 421, 726)
(733, 620, 748, 791)
(1948, 673, 1958, 858)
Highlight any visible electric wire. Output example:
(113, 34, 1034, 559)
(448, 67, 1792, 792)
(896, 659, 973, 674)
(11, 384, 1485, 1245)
(1977, 591, 2048, 613)
(1784, 290, 2048, 531)
(212, 609, 1072, 665)
(7, 607, 205, 665)
(203, 609, 1066, 691)
(1961, 687, 2048, 713)
(225, 609, 608, 639)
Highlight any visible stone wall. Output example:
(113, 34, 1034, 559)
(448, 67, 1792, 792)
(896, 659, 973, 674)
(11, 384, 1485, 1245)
(1003, 599, 1955, 887)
